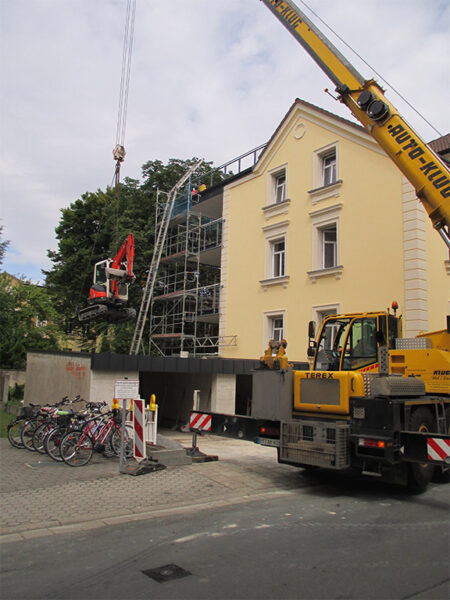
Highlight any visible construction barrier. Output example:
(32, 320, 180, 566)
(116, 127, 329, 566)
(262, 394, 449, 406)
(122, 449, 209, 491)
(189, 411, 212, 432)
(427, 437, 450, 463)
(146, 394, 158, 445)
(133, 399, 146, 461)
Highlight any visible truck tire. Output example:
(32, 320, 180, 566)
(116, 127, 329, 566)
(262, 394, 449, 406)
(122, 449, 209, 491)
(407, 407, 436, 493)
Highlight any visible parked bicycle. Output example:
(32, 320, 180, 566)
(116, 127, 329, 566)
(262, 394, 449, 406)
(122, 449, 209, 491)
(43, 402, 107, 462)
(7, 404, 41, 449)
(60, 408, 133, 467)
(31, 396, 83, 454)
(20, 397, 73, 452)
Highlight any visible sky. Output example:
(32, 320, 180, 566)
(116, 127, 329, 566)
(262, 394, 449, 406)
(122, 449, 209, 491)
(1, 0, 449, 283)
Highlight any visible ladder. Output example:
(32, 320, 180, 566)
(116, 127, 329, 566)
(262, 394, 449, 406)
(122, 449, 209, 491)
(129, 161, 202, 355)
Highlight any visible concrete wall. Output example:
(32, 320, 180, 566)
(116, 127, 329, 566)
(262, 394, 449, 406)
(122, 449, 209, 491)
(90, 370, 139, 407)
(24, 352, 91, 406)
(211, 374, 236, 413)
(23, 352, 241, 423)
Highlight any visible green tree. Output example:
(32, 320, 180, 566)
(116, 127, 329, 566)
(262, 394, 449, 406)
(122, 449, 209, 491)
(0, 276, 63, 369)
(44, 157, 225, 352)
(0, 225, 10, 267)
(44, 189, 115, 323)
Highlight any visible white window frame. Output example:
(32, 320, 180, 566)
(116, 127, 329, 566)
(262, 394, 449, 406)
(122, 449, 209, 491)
(309, 142, 341, 204)
(310, 305, 340, 362)
(271, 238, 286, 278)
(260, 220, 290, 289)
(273, 172, 286, 204)
(271, 315, 284, 342)
(263, 165, 290, 219)
(312, 304, 340, 331)
(308, 204, 343, 282)
(322, 152, 337, 187)
(262, 310, 286, 352)
(320, 224, 337, 269)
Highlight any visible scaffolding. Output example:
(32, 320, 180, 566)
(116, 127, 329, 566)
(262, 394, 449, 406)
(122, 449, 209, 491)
(149, 207, 235, 356)
(129, 161, 201, 355)
(138, 144, 266, 357)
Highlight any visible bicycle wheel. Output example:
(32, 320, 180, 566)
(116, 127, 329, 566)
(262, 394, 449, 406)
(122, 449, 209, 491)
(32, 421, 54, 454)
(21, 419, 39, 452)
(7, 417, 26, 449)
(60, 431, 94, 467)
(44, 426, 66, 462)
(109, 425, 134, 458)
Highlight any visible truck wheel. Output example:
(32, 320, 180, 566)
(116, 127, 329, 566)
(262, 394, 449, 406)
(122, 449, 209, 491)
(407, 407, 436, 493)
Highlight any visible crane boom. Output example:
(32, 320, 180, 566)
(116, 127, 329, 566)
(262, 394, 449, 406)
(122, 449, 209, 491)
(261, 0, 450, 248)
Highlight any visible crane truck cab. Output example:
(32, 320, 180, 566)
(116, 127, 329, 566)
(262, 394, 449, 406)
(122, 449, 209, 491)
(308, 309, 400, 373)
(305, 307, 449, 396)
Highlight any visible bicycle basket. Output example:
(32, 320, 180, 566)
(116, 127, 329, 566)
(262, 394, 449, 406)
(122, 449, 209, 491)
(57, 414, 71, 427)
(21, 405, 39, 418)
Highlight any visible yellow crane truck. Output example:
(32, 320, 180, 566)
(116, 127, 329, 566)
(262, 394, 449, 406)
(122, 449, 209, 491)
(189, 1, 450, 492)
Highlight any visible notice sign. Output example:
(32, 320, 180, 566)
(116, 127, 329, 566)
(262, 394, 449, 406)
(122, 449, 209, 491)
(114, 379, 139, 399)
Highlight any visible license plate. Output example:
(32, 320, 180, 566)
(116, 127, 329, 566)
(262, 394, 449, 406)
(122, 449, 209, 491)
(257, 437, 280, 447)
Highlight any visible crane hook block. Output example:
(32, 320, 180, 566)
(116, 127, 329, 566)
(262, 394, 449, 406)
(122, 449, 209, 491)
(113, 144, 126, 162)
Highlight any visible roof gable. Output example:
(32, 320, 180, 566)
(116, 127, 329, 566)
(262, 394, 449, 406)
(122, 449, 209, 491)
(253, 98, 377, 175)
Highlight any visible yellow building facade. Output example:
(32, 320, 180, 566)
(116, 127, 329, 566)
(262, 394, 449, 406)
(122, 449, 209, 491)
(219, 99, 449, 362)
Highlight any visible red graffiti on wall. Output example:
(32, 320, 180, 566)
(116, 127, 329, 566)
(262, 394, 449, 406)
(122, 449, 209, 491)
(65, 361, 86, 378)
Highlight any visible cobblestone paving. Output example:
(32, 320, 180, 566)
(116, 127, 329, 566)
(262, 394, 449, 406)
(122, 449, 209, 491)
(0, 431, 301, 540)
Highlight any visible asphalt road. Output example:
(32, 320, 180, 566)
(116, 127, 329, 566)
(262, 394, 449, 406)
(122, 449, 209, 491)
(2, 473, 449, 600)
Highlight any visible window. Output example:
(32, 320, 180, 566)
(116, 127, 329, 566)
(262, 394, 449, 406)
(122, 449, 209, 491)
(342, 318, 378, 370)
(264, 166, 290, 219)
(315, 317, 351, 371)
(263, 312, 285, 350)
(271, 315, 284, 342)
(94, 261, 107, 284)
(313, 305, 339, 341)
(261, 221, 289, 288)
(322, 152, 336, 186)
(308, 204, 342, 281)
(309, 143, 341, 203)
(321, 225, 337, 268)
(272, 239, 285, 277)
(274, 172, 286, 204)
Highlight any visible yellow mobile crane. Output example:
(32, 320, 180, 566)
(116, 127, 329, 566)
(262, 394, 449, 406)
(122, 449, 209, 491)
(189, 1, 449, 492)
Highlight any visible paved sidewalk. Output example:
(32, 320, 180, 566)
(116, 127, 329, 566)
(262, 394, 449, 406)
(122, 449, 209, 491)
(0, 429, 305, 542)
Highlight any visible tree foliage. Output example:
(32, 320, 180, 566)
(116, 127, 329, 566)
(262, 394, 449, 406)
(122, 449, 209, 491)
(0, 225, 10, 267)
(0, 275, 63, 369)
(44, 157, 223, 352)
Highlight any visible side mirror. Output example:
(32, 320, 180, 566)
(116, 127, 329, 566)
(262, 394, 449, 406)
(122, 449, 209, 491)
(307, 346, 316, 358)
(308, 321, 316, 339)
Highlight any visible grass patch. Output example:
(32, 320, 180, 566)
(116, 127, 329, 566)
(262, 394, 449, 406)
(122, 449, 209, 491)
(0, 410, 15, 438)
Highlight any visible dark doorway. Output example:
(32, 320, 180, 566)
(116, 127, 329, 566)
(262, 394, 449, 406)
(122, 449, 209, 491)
(235, 374, 252, 415)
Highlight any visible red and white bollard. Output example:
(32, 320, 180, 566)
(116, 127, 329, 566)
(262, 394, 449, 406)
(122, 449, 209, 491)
(133, 399, 146, 462)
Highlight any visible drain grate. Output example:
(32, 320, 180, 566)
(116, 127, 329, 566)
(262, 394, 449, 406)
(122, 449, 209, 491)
(142, 564, 192, 583)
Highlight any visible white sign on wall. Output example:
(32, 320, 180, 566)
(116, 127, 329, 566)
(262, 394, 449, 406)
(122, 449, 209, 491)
(114, 379, 139, 399)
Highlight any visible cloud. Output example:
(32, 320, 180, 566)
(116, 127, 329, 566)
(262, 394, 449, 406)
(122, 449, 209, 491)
(1, 0, 449, 282)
